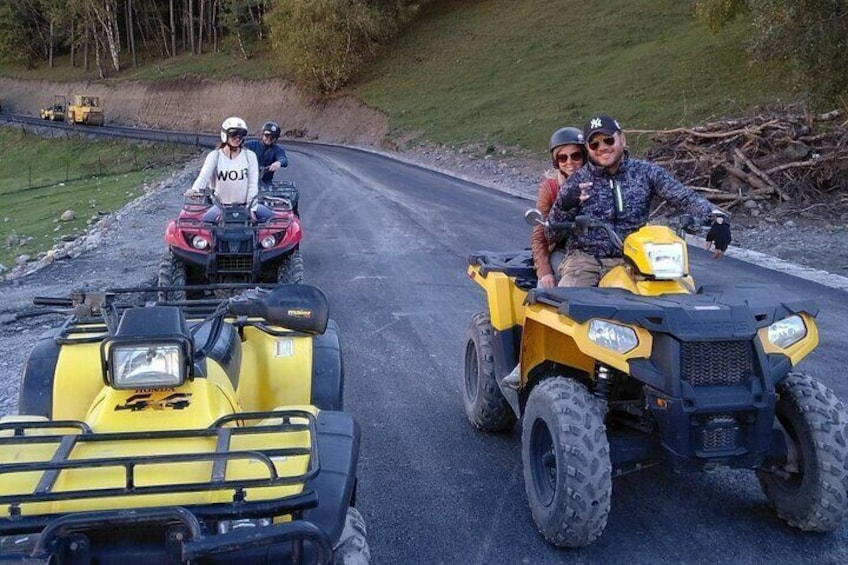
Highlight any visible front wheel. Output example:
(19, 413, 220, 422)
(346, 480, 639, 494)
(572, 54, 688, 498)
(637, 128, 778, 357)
(522, 377, 611, 548)
(332, 507, 370, 564)
(461, 312, 515, 432)
(756, 372, 848, 532)
(277, 249, 304, 284)
(157, 252, 187, 301)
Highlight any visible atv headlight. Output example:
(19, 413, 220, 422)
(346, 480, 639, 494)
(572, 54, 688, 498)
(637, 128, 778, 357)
(644, 242, 685, 279)
(260, 235, 277, 249)
(767, 315, 806, 349)
(588, 319, 638, 353)
(191, 235, 209, 250)
(109, 342, 186, 389)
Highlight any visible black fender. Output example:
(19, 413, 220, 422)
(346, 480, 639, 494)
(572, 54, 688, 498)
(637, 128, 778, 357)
(311, 319, 344, 411)
(19, 329, 62, 418)
(303, 410, 360, 545)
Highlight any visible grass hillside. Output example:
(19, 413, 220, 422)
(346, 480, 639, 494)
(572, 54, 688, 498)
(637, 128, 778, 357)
(1, 1, 792, 156)
(0, 130, 197, 271)
(353, 0, 793, 153)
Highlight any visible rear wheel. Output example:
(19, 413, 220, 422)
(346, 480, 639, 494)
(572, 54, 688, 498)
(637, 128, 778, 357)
(461, 312, 515, 431)
(522, 377, 611, 548)
(756, 372, 848, 531)
(277, 249, 304, 284)
(157, 251, 187, 301)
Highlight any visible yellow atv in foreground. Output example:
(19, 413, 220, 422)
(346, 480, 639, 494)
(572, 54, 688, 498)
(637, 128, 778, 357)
(462, 211, 848, 548)
(2, 284, 368, 564)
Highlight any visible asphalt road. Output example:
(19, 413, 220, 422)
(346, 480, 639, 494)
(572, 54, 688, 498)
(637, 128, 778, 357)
(280, 144, 848, 564)
(0, 138, 845, 564)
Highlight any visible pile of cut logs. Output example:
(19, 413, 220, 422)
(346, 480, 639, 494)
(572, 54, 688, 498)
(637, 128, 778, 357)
(632, 109, 848, 213)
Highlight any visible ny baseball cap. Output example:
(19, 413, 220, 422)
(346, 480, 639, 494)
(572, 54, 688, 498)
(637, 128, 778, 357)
(584, 115, 622, 140)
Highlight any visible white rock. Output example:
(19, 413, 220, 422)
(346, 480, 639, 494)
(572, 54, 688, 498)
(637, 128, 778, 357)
(60, 210, 76, 221)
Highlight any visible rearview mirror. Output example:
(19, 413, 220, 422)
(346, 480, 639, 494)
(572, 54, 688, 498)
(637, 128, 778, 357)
(524, 209, 544, 226)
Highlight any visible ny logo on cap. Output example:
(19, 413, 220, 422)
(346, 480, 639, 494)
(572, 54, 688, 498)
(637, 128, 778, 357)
(590, 118, 602, 129)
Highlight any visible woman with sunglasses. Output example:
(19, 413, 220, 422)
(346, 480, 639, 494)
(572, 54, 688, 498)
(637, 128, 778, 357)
(185, 116, 260, 221)
(544, 114, 721, 287)
(530, 127, 587, 289)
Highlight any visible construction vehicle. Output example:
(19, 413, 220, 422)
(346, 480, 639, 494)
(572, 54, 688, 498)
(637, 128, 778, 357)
(40, 95, 67, 121)
(66, 94, 104, 126)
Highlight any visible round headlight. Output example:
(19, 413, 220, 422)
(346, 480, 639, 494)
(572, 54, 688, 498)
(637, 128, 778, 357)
(260, 235, 277, 249)
(191, 235, 209, 250)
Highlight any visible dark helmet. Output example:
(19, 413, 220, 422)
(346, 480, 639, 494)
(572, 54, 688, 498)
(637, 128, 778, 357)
(262, 121, 281, 141)
(548, 127, 586, 167)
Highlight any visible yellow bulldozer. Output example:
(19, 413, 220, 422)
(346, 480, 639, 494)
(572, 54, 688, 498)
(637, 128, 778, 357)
(40, 95, 67, 121)
(66, 94, 104, 126)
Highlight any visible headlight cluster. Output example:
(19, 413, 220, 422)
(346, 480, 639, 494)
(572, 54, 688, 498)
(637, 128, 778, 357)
(110, 343, 185, 389)
(767, 315, 806, 349)
(644, 242, 685, 279)
(588, 319, 638, 353)
(260, 235, 277, 249)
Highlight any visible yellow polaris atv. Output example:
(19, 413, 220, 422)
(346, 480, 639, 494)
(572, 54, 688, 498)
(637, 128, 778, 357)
(2, 284, 369, 564)
(462, 210, 848, 548)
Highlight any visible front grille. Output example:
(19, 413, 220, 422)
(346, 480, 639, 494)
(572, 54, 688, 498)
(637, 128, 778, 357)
(217, 254, 253, 272)
(681, 341, 752, 386)
(701, 414, 740, 450)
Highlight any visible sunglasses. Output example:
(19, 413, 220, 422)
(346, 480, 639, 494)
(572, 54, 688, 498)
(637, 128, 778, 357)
(588, 136, 616, 151)
(556, 151, 584, 164)
(227, 130, 245, 138)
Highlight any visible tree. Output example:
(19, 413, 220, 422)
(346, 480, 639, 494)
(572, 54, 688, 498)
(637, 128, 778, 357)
(695, 0, 848, 106)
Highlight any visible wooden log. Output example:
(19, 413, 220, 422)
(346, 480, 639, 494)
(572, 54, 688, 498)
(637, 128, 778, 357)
(733, 148, 790, 201)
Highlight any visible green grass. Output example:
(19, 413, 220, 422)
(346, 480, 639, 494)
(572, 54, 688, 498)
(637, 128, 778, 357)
(352, 0, 795, 154)
(0, 129, 199, 270)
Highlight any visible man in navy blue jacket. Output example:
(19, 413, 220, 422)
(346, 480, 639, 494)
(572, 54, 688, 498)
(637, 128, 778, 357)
(244, 121, 288, 186)
(546, 114, 724, 287)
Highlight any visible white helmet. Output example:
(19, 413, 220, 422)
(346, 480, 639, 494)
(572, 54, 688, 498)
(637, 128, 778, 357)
(220, 116, 248, 144)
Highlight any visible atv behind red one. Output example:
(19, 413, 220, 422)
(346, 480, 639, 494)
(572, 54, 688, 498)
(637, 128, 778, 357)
(159, 185, 303, 300)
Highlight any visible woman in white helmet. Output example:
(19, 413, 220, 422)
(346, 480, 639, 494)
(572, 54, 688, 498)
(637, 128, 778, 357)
(185, 117, 261, 219)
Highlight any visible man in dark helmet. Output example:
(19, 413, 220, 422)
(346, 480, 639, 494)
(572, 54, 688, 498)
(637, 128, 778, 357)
(244, 121, 289, 186)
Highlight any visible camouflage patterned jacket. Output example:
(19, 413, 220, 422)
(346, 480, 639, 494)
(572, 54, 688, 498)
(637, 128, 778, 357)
(545, 152, 714, 258)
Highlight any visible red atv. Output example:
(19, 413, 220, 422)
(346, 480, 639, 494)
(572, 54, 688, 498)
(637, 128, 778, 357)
(159, 184, 303, 300)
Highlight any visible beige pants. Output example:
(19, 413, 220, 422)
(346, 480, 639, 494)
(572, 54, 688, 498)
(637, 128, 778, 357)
(557, 249, 625, 287)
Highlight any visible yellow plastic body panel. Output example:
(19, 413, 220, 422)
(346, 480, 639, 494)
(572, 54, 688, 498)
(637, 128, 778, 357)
(520, 303, 653, 383)
(0, 407, 317, 518)
(600, 266, 695, 295)
(52, 329, 111, 422)
(84, 370, 240, 433)
(758, 312, 819, 365)
(236, 325, 314, 412)
(467, 265, 529, 331)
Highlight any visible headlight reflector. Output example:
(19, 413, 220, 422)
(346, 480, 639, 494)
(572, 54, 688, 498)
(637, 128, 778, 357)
(191, 235, 209, 250)
(588, 319, 638, 353)
(644, 242, 685, 279)
(110, 343, 185, 389)
(260, 235, 277, 249)
(767, 315, 806, 349)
